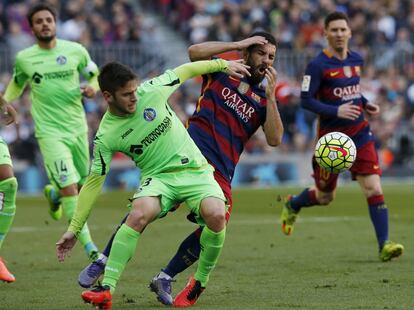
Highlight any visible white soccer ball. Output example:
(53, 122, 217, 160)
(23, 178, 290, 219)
(314, 131, 357, 174)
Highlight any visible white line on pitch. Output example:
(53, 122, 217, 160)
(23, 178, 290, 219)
(10, 216, 367, 233)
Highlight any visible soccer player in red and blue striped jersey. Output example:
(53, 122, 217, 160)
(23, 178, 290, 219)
(280, 11, 403, 262)
(78, 32, 284, 305)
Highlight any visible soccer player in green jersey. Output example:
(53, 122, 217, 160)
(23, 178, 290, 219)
(0, 103, 18, 282)
(55, 59, 250, 308)
(0, 3, 99, 260)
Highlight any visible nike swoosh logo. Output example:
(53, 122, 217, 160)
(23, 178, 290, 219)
(328, 146, 348, 157)
(330, 71, 339, 77)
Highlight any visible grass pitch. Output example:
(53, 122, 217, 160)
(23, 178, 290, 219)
(1, 184, 413, 309)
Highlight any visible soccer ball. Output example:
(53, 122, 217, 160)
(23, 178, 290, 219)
(314, 131, 357, 174)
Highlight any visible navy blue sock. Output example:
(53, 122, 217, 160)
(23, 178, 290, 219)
(102, 213, 129, 257)
(163, 227, 202, 278)
(290, 188, 318, 212)
(367, 195, 388, 249)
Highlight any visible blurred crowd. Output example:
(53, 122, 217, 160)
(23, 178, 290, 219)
(1, 0, 414, 172)
(143, 0, 414, 170)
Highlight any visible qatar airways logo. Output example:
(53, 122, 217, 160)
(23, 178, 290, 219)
(222, 87, 255, 123)
(333, 84, 362, 101)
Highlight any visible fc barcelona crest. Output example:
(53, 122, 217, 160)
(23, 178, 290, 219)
(343, 66, 352, 78)
(355, 66, 361, 76)
(238, 81, 249, 94)
(251, 92, 261, 102)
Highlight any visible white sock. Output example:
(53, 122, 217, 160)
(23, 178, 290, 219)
(98, 253, 108, 264)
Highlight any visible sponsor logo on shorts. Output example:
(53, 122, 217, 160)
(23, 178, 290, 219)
(59, 175, 68, 183)
(143, 108, 156, 121)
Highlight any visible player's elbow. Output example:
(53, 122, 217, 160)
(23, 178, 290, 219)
(266, 125, 284, 146)
(266, 133, 283, 147)
(188, 44, 204, 62)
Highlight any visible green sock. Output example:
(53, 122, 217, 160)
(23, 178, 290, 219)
(0, 177, 18, 249)
(61, 195, 97, 257)
(103, 224, 140, 292)
(195, 226, 226, 287)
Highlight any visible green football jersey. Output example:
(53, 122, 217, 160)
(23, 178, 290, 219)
(91, 70, 208, 178)
(12, 39, 98, 138)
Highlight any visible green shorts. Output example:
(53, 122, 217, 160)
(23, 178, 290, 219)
(132, 165, 226, 225)
(37, 134, 89, 189)
(0, 137, 12, 167)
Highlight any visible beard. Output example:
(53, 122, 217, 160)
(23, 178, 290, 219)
(35, 32, 55, 43)
(246, 63, 267, 85)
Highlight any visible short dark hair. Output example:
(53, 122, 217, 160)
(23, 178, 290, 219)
(324, 12, 349, 28)
(246, 31, 277, 53)
(27, 3, 57, 27)
(98, 62, 137, 94)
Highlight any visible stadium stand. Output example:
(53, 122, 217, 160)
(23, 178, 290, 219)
(1, 0, 414, 190)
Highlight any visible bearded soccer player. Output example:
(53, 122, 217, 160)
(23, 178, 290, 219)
(77, 32, 283, 305)
(280, 11, 403, 261)
(56, 59, 252, 309)
(0, 3, 99, 259)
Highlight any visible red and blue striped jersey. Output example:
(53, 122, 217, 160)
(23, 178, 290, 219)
(187, 71, 268, 183)
(301, 49, 373, 148)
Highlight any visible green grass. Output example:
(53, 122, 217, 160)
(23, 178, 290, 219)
(1, 184, 413, 309)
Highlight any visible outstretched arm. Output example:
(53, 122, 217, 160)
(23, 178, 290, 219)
(56, 174, 106, 262)
(188, 36, 269, 61)
(1, 80, 25, 107)
(0, 80, 26, 124)
(173, 59, 250, 84)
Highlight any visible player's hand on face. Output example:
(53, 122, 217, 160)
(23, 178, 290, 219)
(337, 101, 361, 120)
(265, 66, 278, 99)
(226, 59, 251, 79)
(56, 231, 77, 262)
(80, 85, 96, 98)
(236, 36, 268, 50)
(364, 102, 380, 116)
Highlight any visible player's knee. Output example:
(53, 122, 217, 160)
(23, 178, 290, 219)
(127, 208, 150, 232)
(364, 184, 383, 197)
(318, 193, 334, 205)
(60, 183, 78, 196)
(203, 204, 226, 232)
